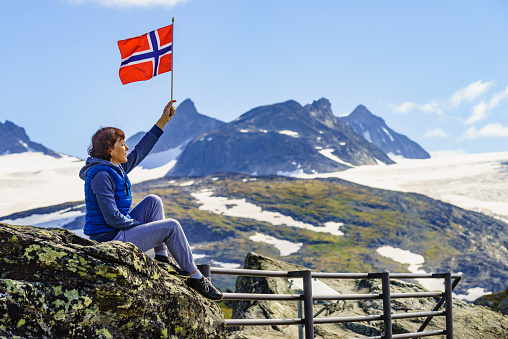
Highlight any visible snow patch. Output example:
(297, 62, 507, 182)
(129, 160, 176, 183)
(249, 232, 303, 256)
(453, 287, 491, 302)
(277, 169, 304, 177)
(279, 130, 299, 138)
(376, 245, 443, 292)
(319, 149, 355, 167)
(382, 127, 394, 142)
(136, 143, 185, 170)
(363, 131, 372, 142)
(2, 206, 85, 228)
(213, 261, 241, 269)
(191, 190, 343, 235)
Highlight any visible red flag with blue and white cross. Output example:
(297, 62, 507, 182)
(117, 24, 173, 85)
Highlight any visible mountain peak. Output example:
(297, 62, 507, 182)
(176, 98, 198, 116)
(126, 98, 225, 154)
(349, 105, 381, 120)
(341, 106, 430, 159)
(304, 98, 336, 129)
(0, 120, 60, 158)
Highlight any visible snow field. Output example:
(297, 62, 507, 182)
(297, 151, 508, 221)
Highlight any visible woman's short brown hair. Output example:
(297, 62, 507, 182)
(88, 127, 125, 161)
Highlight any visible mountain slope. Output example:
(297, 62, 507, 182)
(128, 173, 508, 298)
(169, 98, 394, 176)
(126, 99, 225, 154)
(341, 105, 430, 159)
(0, 120, 61, 157)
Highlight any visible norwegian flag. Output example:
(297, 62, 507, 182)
(117, 25, 173, 85)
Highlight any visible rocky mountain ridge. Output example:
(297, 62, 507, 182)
(169, 98, 395, 176)
(341, 105, 430, 159)
(0, 120, 60, 157)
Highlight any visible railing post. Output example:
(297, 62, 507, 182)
(197, 264, 211, 278)
(444, 273, 453, 339)
(302, 270, 314, 339)
(297, 300, 303, 339)
(381, 272, 393, 339)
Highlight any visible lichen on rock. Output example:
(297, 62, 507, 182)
(0, 223, 226, 338)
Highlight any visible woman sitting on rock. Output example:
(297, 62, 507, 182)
(78, 100, 222, 301)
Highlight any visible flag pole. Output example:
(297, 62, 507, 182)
(171, 17, 174, 102)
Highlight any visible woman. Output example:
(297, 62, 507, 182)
(79, 100, 222, 301)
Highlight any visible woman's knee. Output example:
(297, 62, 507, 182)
(145, 194, 163, 206)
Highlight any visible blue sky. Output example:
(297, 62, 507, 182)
(1, 0, 507, 159)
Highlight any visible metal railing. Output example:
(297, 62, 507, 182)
(197, 265, 461, 339)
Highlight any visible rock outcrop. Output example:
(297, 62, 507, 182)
(228, 253, 508, 339)
(0, 223, 225, 338)
(475, 288, 508, 315)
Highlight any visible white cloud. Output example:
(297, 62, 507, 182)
(392, 80, 496, 119)
(462, 123, 508, 140)
(392, 102, 418, 114)
(465, 86, 508, 125)
(465, 101, 488, 125)
(423, 128, 449, 138)
(391, 100, 443, 116)
(449, 80, 493, 107)
(67, 0, 187, 7)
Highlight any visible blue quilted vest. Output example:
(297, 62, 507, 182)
(83, 165, 132, 236)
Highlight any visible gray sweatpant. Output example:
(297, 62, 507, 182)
(113, 194, 198, 274)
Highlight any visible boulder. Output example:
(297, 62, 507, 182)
(228, 252, 508, 339)
(0, 223, 226, 338)
(474, 288, 508, 315)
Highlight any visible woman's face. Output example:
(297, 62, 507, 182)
(110, 138, 129, 165)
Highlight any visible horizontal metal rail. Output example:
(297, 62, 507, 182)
(210, 267, 461, 280)
(225, 311, 445, 326)
(226, 318, 303, 326)
(222, 291, 443, 301)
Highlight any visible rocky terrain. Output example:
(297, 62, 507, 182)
(0, 120, 61, 157)
(169, 99, 394, 176)
(341, 105, 430, 159)
(475, 288, 508, 315)
(228, 253, 508, 338)
(0, 223, 225, 338)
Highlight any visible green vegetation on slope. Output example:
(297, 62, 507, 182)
(131, 174, 508, 295)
